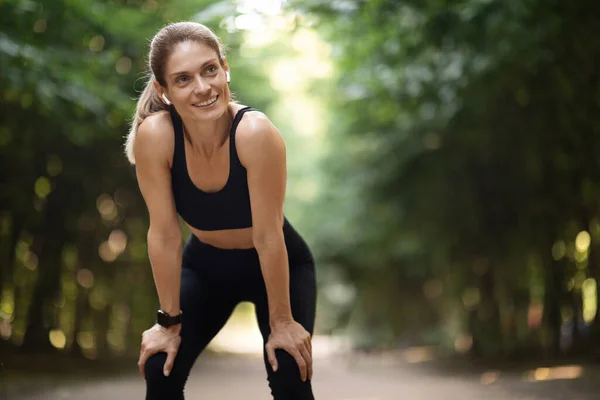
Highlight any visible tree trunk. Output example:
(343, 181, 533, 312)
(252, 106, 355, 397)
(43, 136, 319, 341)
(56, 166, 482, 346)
(0, 214, 22, 303)
(543, 258, 566, 357)
(70, 285, 88, 358)
(21, 183, 69, 352)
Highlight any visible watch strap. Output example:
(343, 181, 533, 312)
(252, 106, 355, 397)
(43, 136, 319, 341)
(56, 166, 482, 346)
(157, 310, 183, 327)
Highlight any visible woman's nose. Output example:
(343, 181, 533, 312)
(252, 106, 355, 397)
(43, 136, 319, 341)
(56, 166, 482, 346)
(193, 76, 211, 95)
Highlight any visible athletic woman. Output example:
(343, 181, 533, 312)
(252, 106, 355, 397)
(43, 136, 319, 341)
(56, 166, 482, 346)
(124, 21, 317, 400)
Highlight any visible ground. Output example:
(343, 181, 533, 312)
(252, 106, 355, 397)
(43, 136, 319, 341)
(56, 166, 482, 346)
(4, 350, 598, 400)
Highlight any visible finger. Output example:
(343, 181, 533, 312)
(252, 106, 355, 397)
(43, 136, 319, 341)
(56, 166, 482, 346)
(163, 349, 177, 377)
(265, 342, 278, 372)
(289, 348, 307, 382)
(299, 345, 313, 381)
(138, 351, 149, 378)
(305, 336, 312, 355)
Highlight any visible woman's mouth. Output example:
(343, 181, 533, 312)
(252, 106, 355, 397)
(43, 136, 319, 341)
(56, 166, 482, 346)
(192, 95, 219, 107)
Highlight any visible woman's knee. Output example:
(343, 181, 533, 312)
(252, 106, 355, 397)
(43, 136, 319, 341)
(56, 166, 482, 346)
(145, 352, 168, 381)
(267, 349, 314, 399)
(144, 353, 185, 399)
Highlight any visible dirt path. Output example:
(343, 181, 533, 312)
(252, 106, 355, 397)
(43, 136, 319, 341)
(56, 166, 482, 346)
(7, 351, 598, 400)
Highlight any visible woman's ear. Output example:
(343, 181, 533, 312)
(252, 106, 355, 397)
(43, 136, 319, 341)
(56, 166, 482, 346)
(153, 81, 171, 105)
(222, 57, 231, 83)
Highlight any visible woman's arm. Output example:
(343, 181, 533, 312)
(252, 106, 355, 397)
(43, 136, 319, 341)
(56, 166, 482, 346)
(237, 113, 313, 381)
(133, 113, 183, 377)
(238, 114, 290, 323)
(134, 113, 182, 320)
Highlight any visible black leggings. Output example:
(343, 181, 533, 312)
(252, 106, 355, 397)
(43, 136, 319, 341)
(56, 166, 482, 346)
(144, 221, 317, 399)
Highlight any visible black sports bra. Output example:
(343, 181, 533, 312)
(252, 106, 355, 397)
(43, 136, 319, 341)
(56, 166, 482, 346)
(169, 106, 256, 231)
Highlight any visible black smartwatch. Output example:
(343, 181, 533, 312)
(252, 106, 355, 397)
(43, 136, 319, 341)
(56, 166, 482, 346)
(156, 310, 183, 328)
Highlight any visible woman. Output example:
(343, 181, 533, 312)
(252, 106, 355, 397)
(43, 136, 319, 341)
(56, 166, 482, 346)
(124, 21, 317, 399)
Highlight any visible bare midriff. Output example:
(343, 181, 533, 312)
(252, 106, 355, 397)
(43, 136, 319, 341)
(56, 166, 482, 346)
(187, 224, 255, 249)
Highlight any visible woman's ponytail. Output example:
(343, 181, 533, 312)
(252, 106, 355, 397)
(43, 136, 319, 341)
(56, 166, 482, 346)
(124, 77, 169, 164)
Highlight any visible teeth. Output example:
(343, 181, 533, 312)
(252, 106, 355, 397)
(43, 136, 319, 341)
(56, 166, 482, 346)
(193, 96, 218, 107)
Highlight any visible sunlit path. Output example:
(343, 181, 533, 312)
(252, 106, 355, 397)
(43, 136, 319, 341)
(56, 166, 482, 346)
(10, 349, 598, 400)
(5, 320, 599, 400)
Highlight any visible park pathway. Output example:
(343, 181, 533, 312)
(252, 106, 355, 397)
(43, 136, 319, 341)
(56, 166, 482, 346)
(10, 350, 598, 400)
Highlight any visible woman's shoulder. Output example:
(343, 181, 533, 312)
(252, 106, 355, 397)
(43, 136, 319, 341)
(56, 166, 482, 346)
(234, 106, 284, 163)
(138, 110, 174, 137)
(134, 111, 175, 162)
(234, 105, 276, 142)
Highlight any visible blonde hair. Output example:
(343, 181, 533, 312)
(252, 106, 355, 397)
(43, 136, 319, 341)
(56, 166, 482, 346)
(124, 22, 226, 164)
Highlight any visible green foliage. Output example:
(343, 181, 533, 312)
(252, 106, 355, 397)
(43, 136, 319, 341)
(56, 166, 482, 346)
(0, 0, 276, 356)
(297, 0, 600, 356)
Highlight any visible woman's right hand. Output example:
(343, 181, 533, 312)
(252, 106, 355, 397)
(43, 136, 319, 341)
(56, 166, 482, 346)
(137, 324, 182, 378)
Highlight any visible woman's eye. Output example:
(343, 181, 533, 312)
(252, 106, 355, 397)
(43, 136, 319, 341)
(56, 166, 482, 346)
(206, 65, 217, 73)
(176, 76, 189, 83)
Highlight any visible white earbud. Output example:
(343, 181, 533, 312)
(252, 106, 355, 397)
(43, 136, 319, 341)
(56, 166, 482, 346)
(226, 71, 231, 83)
(161, 93, 171, 105)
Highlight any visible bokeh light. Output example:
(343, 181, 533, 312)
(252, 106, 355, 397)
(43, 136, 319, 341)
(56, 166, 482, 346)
(582, 278, 597, 323)
(116, 56, 132, 75)
(23, 251, 38, 271)
(76, 269, 94, 289)
(88, 35, 105, 52)
(96, 194, 118, 221)
(34, 176, 51, 199)
(108, 230, 128, 255)
(575, 231, 591, 253)
(49, 329, 66, 349)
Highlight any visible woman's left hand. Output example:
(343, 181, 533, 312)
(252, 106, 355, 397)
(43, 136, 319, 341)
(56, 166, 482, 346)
(265, 320, 312, 381)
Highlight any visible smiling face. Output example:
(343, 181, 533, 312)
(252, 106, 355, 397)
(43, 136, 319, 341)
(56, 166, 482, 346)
(161, 41, 230, 122)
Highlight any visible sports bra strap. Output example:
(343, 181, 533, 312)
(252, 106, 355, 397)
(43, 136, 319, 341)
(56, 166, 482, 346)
(229, 106, 255, 136)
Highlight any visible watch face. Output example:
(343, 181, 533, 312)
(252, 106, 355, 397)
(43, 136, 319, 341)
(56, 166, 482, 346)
(157, 310, 169, 327)
(157, 310, 182, 327)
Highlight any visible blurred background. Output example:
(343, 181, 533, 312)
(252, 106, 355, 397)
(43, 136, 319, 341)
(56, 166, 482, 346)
(2, 0, 600, 399)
